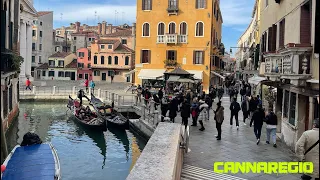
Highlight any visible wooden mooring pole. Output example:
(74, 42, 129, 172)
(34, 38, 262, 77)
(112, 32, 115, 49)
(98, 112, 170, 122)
(1, 119, 8, 163)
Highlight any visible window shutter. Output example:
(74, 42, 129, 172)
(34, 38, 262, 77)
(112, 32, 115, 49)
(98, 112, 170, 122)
(166, 50, 169, 60)
(202, 51, 205, 64)
(148, 50, 151, 63)
(195, 0, 198, 8)
(140, 50, 143, 63)
(193, 51, 196, 64)
(174, 50, 177, 60)
(150, 0, 152, 10)
(204, 0, 207, 9)
(142, 0, 145, 10)
(272, 24, 277, 51)
(267, 27, 272, 52)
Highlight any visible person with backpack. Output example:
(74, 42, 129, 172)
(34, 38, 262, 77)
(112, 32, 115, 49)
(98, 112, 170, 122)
(250, 104, 265, 145)
(230, 97, 241, 130)
(295, 118, 319, 180)
(89, 80, 95, 94)
(191, 98, 199, 126)
(264, 107, 278, 147)
(214, 101, 224, 140)
(180, 99, 191, 129)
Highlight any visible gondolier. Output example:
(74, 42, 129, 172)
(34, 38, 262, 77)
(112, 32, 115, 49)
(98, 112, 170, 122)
(77, 89, 89, 106)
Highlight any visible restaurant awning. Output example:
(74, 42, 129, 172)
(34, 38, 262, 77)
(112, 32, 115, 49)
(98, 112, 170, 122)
(186, 70, 203, 80)
(248, 76, 266, 85)
(211, 71, 225, 80)
(167, 76, 180, 82)
(124, 69, 136, 77)
(137, 69, 166, 80)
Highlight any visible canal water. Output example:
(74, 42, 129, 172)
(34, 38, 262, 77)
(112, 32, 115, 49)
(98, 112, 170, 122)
(6, 102, 147, 180)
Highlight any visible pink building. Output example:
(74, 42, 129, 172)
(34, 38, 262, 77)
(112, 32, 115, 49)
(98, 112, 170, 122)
(77, 48, 92, 80)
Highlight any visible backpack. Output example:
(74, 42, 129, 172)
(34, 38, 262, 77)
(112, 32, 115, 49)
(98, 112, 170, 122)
(234, 102, 241, 112)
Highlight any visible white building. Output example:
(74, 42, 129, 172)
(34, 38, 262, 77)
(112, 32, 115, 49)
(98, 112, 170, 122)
(19, 0, 37, 81)
(32, 11, 54, 79)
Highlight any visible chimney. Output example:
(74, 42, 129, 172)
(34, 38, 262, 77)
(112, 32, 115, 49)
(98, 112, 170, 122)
(132, 23, 136, 36)
(97, 23, 102, 35)
(107, 24, 113, 34)
(132, 23, 136, 51)
(101, 21, 107, 35)
(75, 22, 80, 33)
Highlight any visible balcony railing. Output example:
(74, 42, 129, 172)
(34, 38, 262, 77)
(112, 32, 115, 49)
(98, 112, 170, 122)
(91, 64, 131, 69)
(157, 34, 187, 44)
(167, 6, 179, 15)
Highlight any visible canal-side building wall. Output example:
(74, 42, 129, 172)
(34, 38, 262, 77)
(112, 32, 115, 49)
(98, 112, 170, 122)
(77, 48, 92, 81)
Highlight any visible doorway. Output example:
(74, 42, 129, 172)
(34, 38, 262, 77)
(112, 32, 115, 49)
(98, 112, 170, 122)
(102, 73, 106, 81)
(71, 72, 76, 80)
(85, 73, 89, 80)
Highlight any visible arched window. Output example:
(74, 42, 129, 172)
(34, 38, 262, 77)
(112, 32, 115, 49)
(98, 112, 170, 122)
(142, 23, 150, 36)
(94, 55, 97, 64)
(168, 22, 176, 34)
(180, 22, 187, 35)
(101, 56, 105, 64)
(158, 23, 165, 35)
(125, 56, 130, 65)
(114, 56, 118, 65)
(195, 22, 204, 37)
(108, 56, 112, 64)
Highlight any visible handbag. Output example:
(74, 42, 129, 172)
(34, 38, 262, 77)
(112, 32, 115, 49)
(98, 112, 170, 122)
(304, 140, 319, 155)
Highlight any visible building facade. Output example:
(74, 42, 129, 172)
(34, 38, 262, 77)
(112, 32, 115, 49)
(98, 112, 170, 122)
(134, 0, 223, 92)
(32, 11, 54, 79)
(258, 0, 319, 149)
(19, 0, 37, 81)
(77, 48, 92, 81)
(91, 39, 135, 83)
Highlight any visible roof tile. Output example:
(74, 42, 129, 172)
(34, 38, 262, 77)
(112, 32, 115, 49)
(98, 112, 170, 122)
(65, 59, 78, 68)
(100, 30, 132, 37)
(49, 52, 72, 58)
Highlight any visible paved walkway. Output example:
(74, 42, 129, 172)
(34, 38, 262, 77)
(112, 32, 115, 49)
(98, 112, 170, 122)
(175, 95, 300, 180)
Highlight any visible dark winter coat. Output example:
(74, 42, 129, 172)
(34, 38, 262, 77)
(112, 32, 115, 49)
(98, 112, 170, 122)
(180, 102, 191, 118)
(250, 108, 265, 127)
(153, 94, 160, 104)
(191, 103, 199, 118)
(144, 91, 151, 100)
(158, 90, 163, 100)
(265, 112, 278, 125)
(249, 98, 258, 112)
(205, 97, 213, 108)
(169, 98, 179, 118)
(230, 101, 241, 114)
(240, 88, 246, 96)
(241, 99, 249, 112)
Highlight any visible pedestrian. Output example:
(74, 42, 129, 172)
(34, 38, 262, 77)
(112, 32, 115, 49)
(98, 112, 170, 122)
(205, 95, 213, 121)
(229, 87, 234, 102)
(144, 88, 151, 106)
(250, 104, 265, 145)
(249, 96, 259, 119)
(153, 94, 160, 110)
(214, 101, 224, 140)
(180, 99, 191, 129)
(198, 100, 208, 131)
(25, 78, 32, 90)
(84, 79, 89, 93)
(230, 97, 241, 129)
(186, 90, 192, 104)
(158, 87, 163, 100)
(168, 97, 178, 123)
(161, 95, 169, 122)
(246, 86, 251, 97)
(257, 95, 262, 106)
(233, 88, 239, 100)
(240, 87, 246, 101)
(265, 107, 278, 147)
(241, 96, 250, 125)
(77, 89, 89, 106)
(295, 118, 319, 180)
(218, 86, 224, 101)
(191, 98, 199, 126)
(89, 80, 95, 94)
(136, 85, 142, 104)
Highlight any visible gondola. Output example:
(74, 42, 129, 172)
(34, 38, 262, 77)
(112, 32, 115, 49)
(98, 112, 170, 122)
(90, 94, 129, 129)
(67, 96, 107, 130)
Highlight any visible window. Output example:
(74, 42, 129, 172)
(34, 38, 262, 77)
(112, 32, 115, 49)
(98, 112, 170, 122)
(32, 30, 36, 37)
(283, 90, 289, 118)
(79, 74, 83, 78)
(40, 21, 43, 26)
(101, 45, 105, 49)
(58, 71, 65, 77)
(196, 0, 206, 9)
(42, 71, 46, 76)
(73, 37, 77, 40)
(166, 50, 177, 60)
(142, 23, 150, 36)
(32, 56, 35, 63)
(108, 71, 116, 76)
(142, 0, 152, 10)
(48, 71, 55, 77)
(114, 56, 119, 65)
(125, 56, 130, 65)
(94, 56, 97, 64)
(65, 72, 71, 77)
(32, 43, 36, 50)
(214, 2, 217, 16)
(279, 19, 285, 49)
(94, 70, 100, 76)
(40, 31, 42, 37)
(88, 63, 91, 68)
(39, 44, 42, 51)
(141, 50, 151, 63)
(195, 22, 204, 36)
(168, 22, 176, 34)
(58, 60, 64, 67)
(168, 0, 178, 8)
(300, 2, 311, 44)
(158, 23, 165, 35)
(265, 0, 268, 7)
(101, 56, 105, 64)
(193, 51, 204, 64)
(180, 22, 187, 35)
(126, 76, 130, 82)
(79, 52, 85, 57)
(121, 39, 127, 44)
(289, 92, 296, 126)
(39, 56, 42, 63)
(314, 98, 319, 119)
(108, 56, 112, 64)
(78, 63, 84, 68)
(49, 60, 55, 67)
(216, 10, 219, 21)
(73, 46, 76, 52)
(108, 45, 112, 49)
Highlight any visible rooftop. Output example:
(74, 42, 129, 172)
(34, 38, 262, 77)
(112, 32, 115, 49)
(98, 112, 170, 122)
(115, 44, 134, 53)
(36, 11, 52, 17)
(100, 30, 132, 37)
(37, 63, 49, 69)
(49, 52, 72, 58)
(95, 39, 119, 44)
(65, 59, 78, 68)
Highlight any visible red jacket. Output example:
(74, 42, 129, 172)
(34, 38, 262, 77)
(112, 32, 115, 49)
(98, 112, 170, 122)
(84, 80, 89, 87)
(26, 79, 31, 86)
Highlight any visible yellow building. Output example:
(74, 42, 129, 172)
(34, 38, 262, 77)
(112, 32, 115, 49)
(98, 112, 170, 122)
(134, 0, 223, 92)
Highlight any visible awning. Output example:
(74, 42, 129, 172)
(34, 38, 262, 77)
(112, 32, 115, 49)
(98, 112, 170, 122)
(307, 79, 319, 84)
(248, 76, 266, 85)
(186, 70, 203, 80)
(124, 69, 136, 77)
(178, 78, 195, 83)
(167, 76, 180, 82)
(137, 69, 166, 80)
(211, 71, 225, 80)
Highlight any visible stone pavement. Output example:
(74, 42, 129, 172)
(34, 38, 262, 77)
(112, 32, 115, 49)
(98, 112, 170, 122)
(174, 95, 301, 180)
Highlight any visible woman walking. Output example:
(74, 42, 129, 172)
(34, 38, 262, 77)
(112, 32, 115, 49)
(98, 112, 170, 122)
(180, 99, 191, 129)
(214, 101, 224, 140)
(198, 100, 208, 131)
(191, 98, 199, 126)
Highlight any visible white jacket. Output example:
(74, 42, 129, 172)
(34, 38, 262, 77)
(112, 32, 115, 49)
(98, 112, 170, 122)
(198, 103, 209, 121)
(295, 128, 319, 178)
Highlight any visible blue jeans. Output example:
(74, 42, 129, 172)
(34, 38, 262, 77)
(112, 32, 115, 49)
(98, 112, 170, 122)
(254, 126, 262, 139)
(266, 128, 277, 144)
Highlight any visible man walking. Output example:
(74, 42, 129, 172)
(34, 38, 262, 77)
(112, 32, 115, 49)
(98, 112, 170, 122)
(241, 96, 250, 125)
(250, 104, 265, 145)
(205, 95, 212, 121)
(214, 101, 224, 140)
(25, 78, 32, 91)
(180, 99, 191, 129)
(198, 100, 208, 131)
(191, 98, 199, 126)
(295, 118, 319, 180)
(90, 80, 95, 94)
(265, 107, 278, 147)
(84, 79, 89, 93)
(230, 98, 241, 130)
(136, 85, 142, 104)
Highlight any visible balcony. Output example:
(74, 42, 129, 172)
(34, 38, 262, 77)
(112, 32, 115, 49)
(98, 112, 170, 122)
(157, 34, 187, 44)
(91, 64, 131, 70)
(167, 6, 179, 15)
(263, 43, 313, 86)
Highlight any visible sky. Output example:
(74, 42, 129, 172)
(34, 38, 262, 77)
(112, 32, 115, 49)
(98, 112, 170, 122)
(34, 0, 255, 57)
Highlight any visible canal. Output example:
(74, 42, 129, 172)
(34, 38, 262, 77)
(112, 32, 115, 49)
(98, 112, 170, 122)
(5, 102, 147, 180)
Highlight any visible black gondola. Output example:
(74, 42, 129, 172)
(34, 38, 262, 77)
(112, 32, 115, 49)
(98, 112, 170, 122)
(67, 96, 107, 130)
(90, 94, 129, 129)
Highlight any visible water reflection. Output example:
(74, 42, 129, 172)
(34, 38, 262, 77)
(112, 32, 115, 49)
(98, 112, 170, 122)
(6, 102, 147, 180)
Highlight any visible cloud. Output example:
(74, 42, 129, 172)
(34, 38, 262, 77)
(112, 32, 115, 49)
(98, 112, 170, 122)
(220, 0, 254, 26)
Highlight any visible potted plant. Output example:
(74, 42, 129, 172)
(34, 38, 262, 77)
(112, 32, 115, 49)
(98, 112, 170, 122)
(12, 53, 24, 71)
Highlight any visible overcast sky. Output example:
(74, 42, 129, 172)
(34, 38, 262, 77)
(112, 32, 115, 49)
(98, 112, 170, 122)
(34, 0, 255, 57)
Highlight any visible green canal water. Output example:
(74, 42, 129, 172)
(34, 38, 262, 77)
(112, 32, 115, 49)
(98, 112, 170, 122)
(6, 102, 147, 180)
